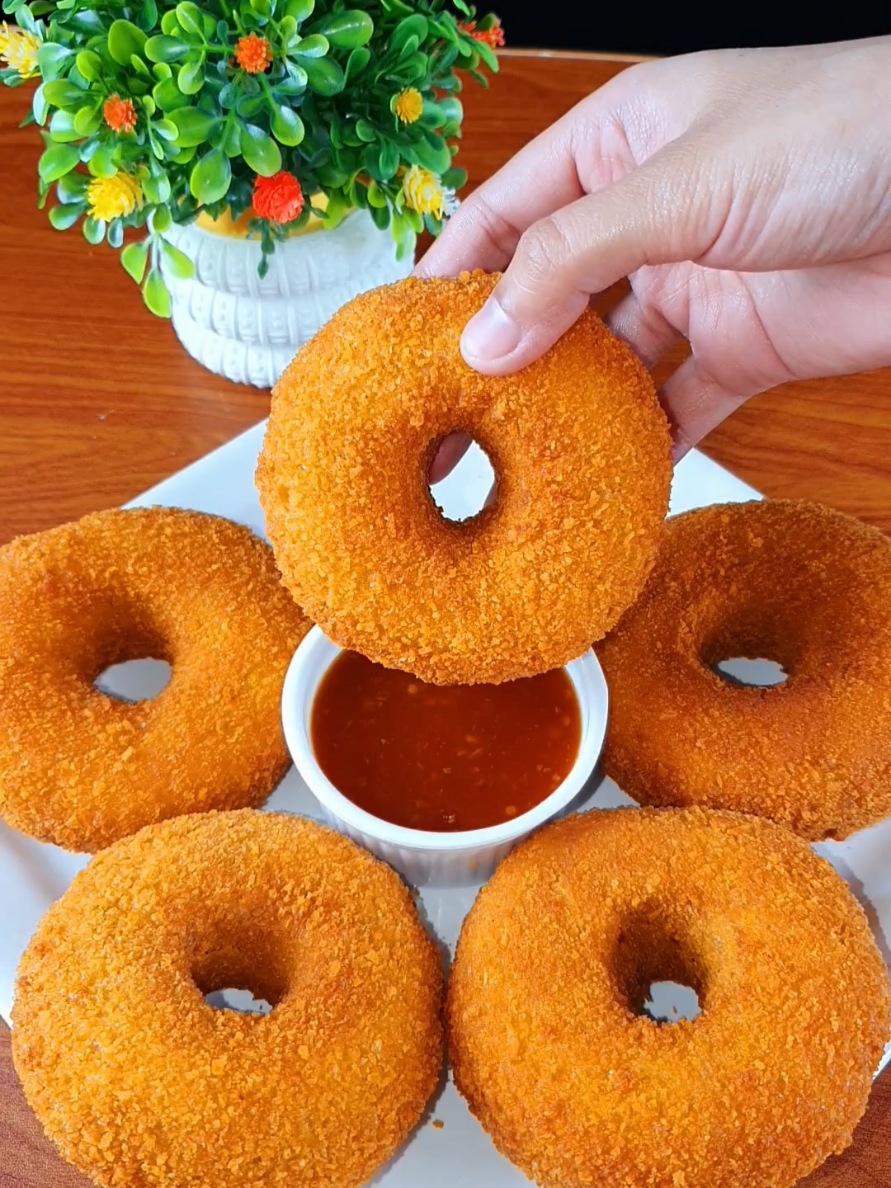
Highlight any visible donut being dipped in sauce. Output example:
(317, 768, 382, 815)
(310, 651, 582, 832)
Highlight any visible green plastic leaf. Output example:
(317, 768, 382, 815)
(410, 133, 451, 175)
(160, 11, 180, 35)
(316, 9, 373, 48)
(142, 171, 171, 203)
(143, 268, 171, 317)
(366, 181, 387, 208)
(369, 201, 389, 230)
(68, 9, 103, 34)
(153, 75, 190, 112)
(393, 51, 426, 82)
(130, 53, 151, 77)
(235, 93, 265, 118)
(74, 50, 102, 82)
(37, 42, 74, 81)
(284, 0, 314, 21)
(57, 171, 88, 202)
(73, 103, 102, 136)
(218, 83, 237, 110)
(161, 239, 195, 278)
(378, 140, 399, 180)
(42, 79, 85, 109)
(83, 216, 106, 245)
(221, 119, 241, 156)
(355, 118, 376, 143)
(138, 0, 159, 33)
(153, 117, 178, 141)
(251, 0, 272, 16)
(292, 33, 328, 58)
(38, 143, 80, 183)
(48, 203, 83, 230)
(391, 13, 427, 52)
(240, 124, 281, 176)
(31, 83, 49, 126)
(177, 58, 204, 95)
(271, 104, 304, 147)
(174, 2, 205, 38)
(275, 62, 308, 94)
(441, 165, 467, 191)
(189, 146, 231, 203)
(121, 240, 149, 282)
(149, 204, 172, 231)
(169, 105, 219, 146)
(86, 143, 118, 177)
(474, 39, 499, 73)
(145, 35, 190, 63)
(108, 19, 148, 67)
(141, 95, 156, 116)
(343, 46, 370, 83)
(302, 55, 343, 95)
(153, 62, 172, 80)
(49, 110, 81, 142)
(107, 219, 124, 248)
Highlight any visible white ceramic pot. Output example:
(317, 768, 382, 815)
(161, 210, 412, 389)
(281, 626, 610, 888)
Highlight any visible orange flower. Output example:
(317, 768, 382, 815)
(103, 93, 137, 134)
(235, 31, 273, 74)
(253, 171, 304, 223)
(458, 17, 505, 49)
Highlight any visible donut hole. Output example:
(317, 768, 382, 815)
(640, 980, 701, 1024)
(427, 433, 496, 522)
(699, 611, 800, 689)
(713, 657, 787, 687)
(94, 658, 172, 702)
(192, 937, 290, 1017)
(204, 988, 274, 1016)
(612, 909, 706, 1025)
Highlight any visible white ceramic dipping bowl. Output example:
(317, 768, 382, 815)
(281, 626, 609, 887)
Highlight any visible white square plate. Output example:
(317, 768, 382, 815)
(1, 426, 888, 1188)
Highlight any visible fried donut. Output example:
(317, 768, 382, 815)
(0, 508, 309, 851)
(256, 271, 671, 684)
(447, 808, 890, 1188)
(13, 810, 443, 1188)
(597, 499, 891, 840)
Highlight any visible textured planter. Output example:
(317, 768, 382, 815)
(161, 209, 413, 388)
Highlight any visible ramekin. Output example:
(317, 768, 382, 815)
(281, 626, 609, 887)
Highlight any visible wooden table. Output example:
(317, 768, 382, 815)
(1, 49, 889, 1188)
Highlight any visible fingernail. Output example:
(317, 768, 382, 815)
(461, 298, 521, 363)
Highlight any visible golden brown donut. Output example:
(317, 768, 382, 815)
(0, 507, 309, 851)
(596, 499, 891, 840)
(13, 810, 444, 1188)
(257, 271, 671, 684)
(447, 808, 890, 1188)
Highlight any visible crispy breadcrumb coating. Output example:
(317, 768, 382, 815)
(447, 808, 890, 1188)
(597, 500, 891, 840)
(13, 811, 444, 1188)
(0, 508, 310, 851)
(257, 272, 671, 685)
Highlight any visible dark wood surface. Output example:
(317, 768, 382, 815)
(1, 48, 890, 1188)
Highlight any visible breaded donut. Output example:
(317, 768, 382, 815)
(256, 271, 671, 684)
(597, 499, 891, 840)
(0, 508, 309, 851)
(13, 810, 444, 1188)
(447, 808, 890, 1188)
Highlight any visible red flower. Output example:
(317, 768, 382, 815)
(253, 171, 305, 224)
(235, 31, 273, 74)
(103, 93, 137, 134)
(458, 17, 505, 49)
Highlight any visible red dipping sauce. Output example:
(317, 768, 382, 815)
(310, 651, 581, 832)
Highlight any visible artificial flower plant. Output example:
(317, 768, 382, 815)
(0, 0, 502, 315)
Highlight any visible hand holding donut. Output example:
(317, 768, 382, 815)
(418, 37, 891, 458)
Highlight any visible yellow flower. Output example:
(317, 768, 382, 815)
(87, 171, 143, 222)
(393, 87, 423, 124)
(402, 165, 457, 220)
(0, 21, 41, 79)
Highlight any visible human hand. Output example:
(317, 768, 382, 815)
(419, 37, 891, 461)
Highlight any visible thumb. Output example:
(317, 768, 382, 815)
(460, 138, 723, 374)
